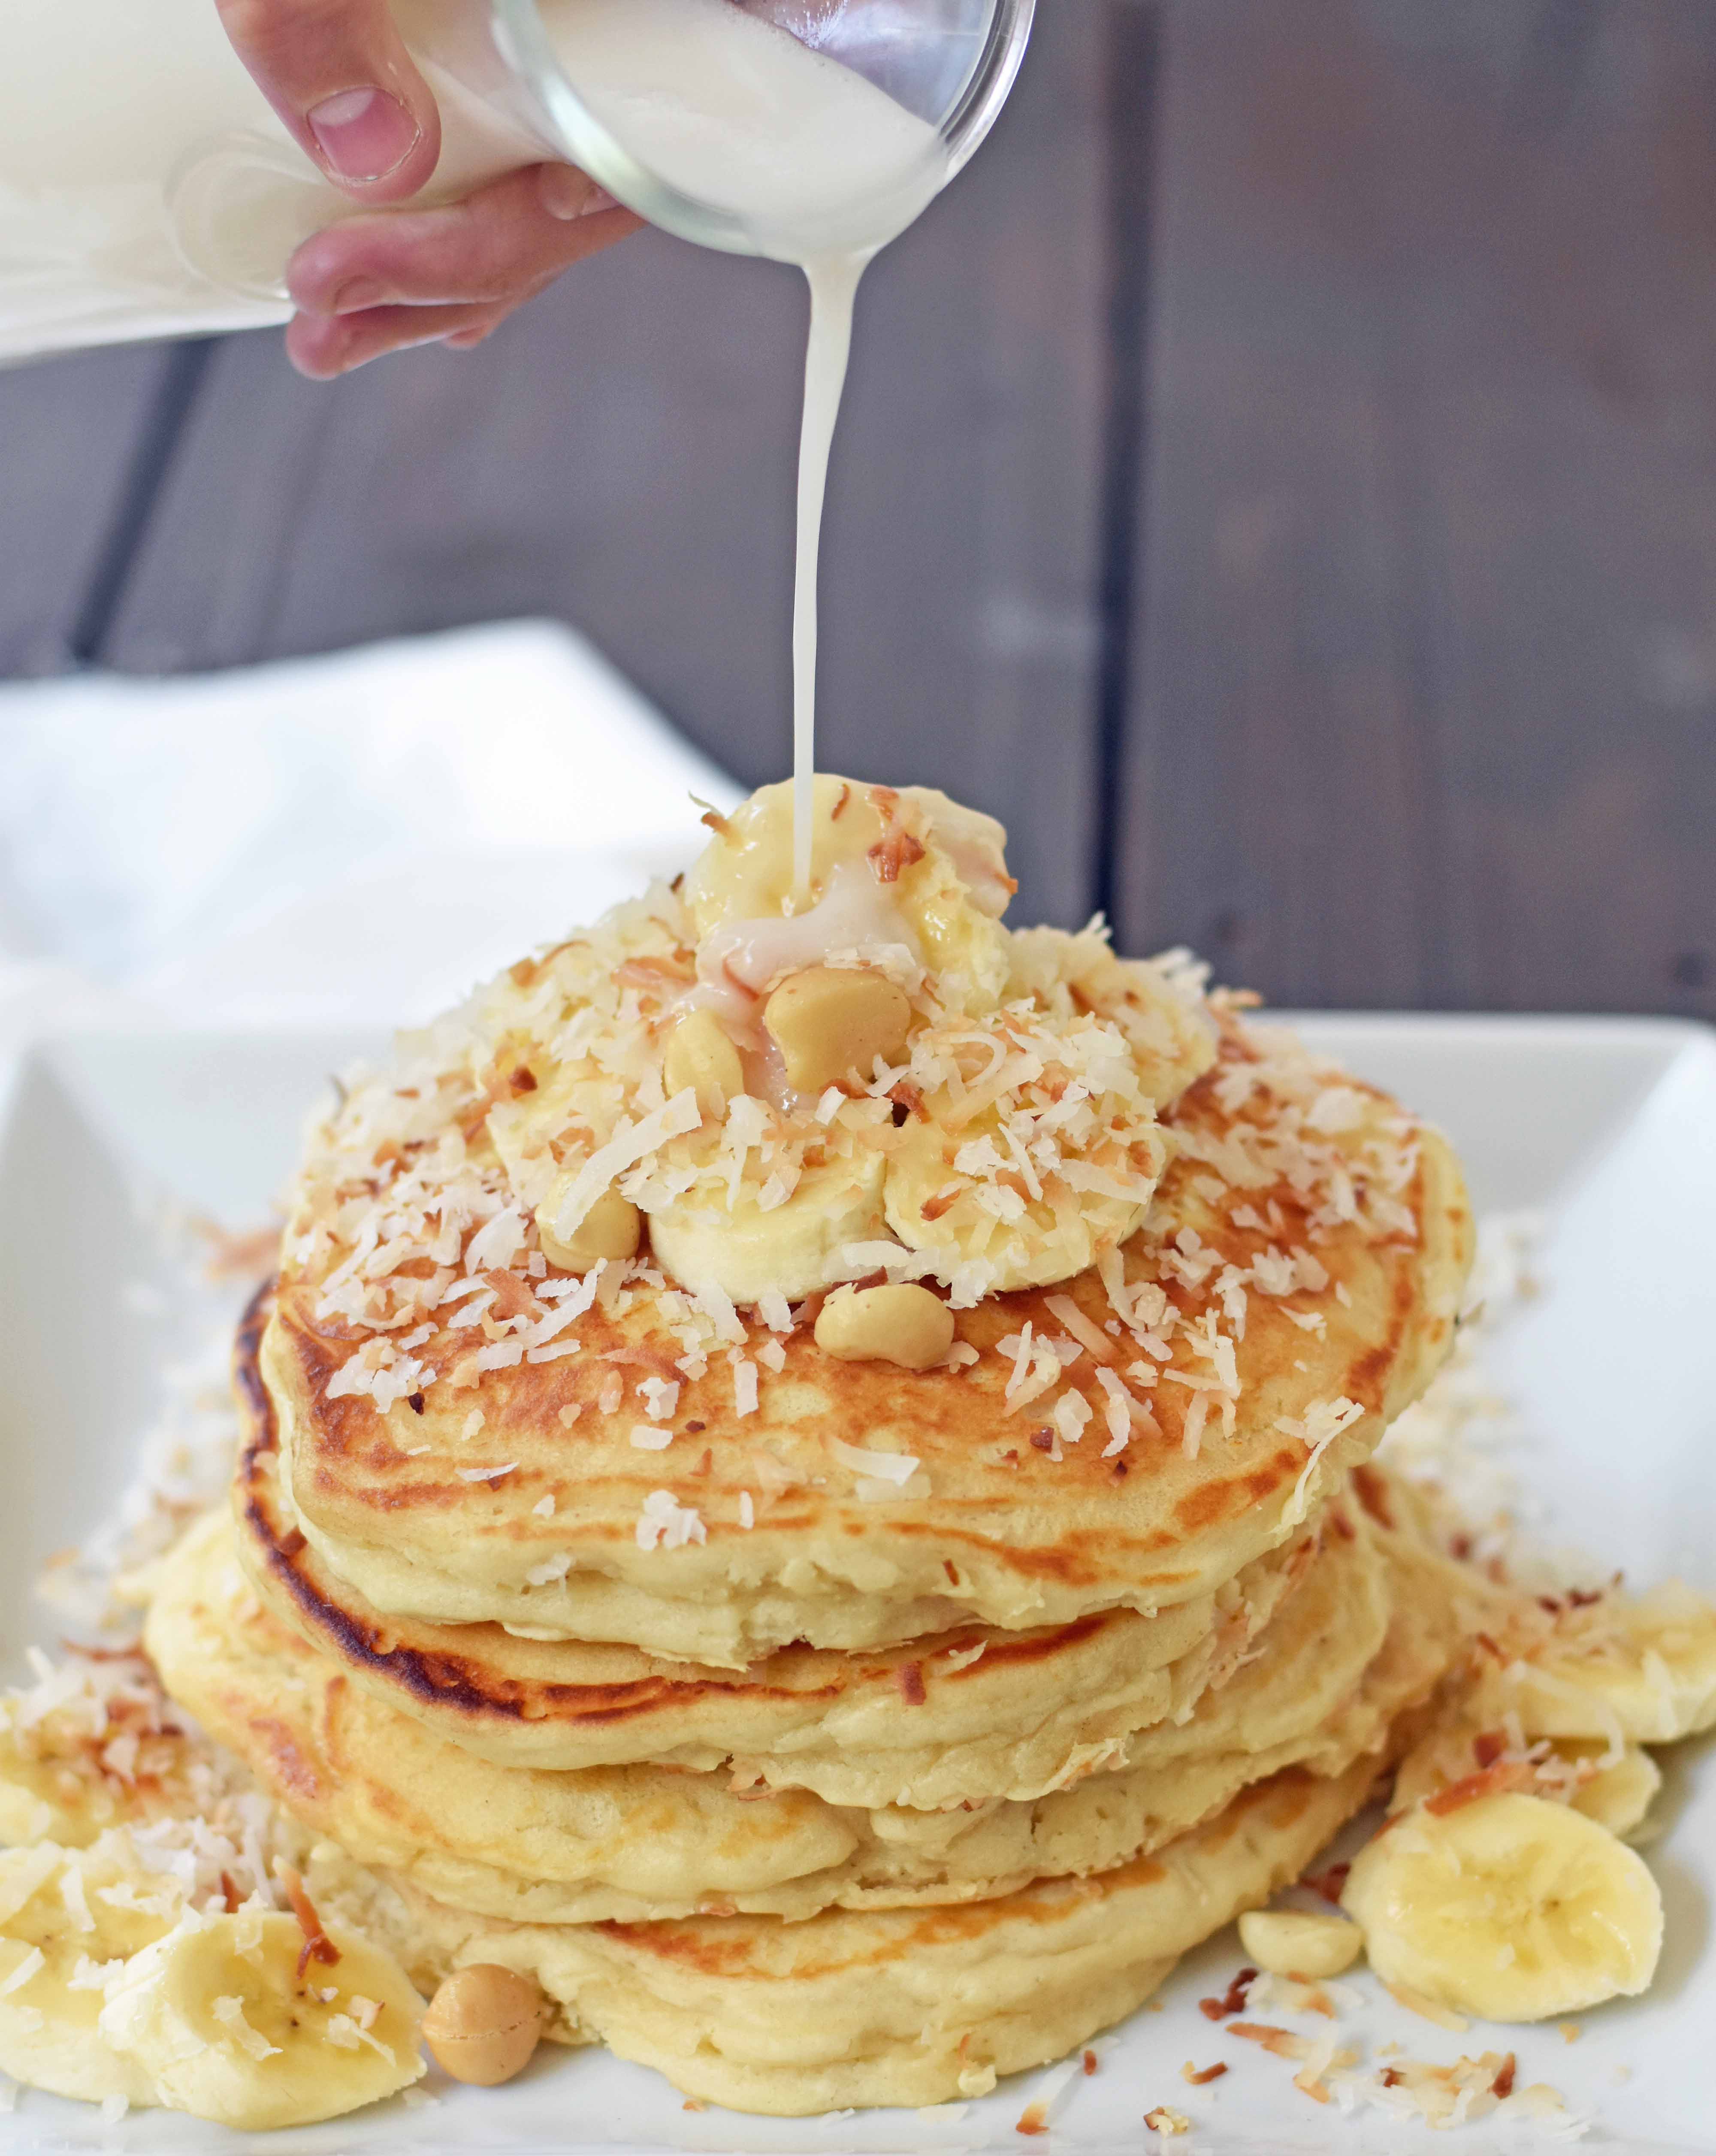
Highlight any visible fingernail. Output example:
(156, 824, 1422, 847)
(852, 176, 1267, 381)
(330, 277, 386, 315)
(539, 163, 619, 221)
(308, 87, 421, 182)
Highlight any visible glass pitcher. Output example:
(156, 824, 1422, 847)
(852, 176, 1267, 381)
(0, 0, 1035, 366)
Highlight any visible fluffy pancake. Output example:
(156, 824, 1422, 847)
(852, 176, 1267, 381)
(148, 1476, 1462, 1928)
(235, 1298, 1324, 1805)
(269, 1019, 1471, 1666)
(384, 1760, 1383, 2114)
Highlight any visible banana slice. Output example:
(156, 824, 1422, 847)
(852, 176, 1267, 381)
(1565, 1742, 1662, 1840)
(646, 1154, 888, 1304)
(1388, 1725, 1483, 1818)
(1390, 1724, 1659, 1841)
(0, 1718, 74, 1847)
(682, 775, 1013, 1012)
(1004, 928, 1216, 1110)
(0, 1696, 195, 1850)
(1478, 1584, 1716, 1745)
(883, 1115, 1160, 1294)
(0, 1838, 181, 2107)
(101, 1909, 424, 2129)
(1343, 1792, 1662, 2022)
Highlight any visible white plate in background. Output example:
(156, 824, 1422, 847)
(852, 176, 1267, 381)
(1, 1014, 1713, 2154)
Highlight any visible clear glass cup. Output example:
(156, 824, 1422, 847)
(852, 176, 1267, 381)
(490, 0, 1038, 257)
(169, 0, 1036, 302)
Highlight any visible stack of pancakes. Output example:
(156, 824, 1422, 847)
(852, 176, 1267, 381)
(146, 1013, 1483, 2114)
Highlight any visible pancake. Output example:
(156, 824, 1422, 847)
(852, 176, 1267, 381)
(269, 1018, 1471, 1666)
(147, 1477, 1460, 1929)
(384, 1759, 1384, 2114)
(234, 1298, 1326, 1805)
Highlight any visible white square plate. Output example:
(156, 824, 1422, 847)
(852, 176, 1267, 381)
(2, 1015, 1713, 2153)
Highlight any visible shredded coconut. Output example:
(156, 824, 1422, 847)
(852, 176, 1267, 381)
(213, 1993, 281, 2062)
(0, 1949, 44, 1999)
(828, 1439, 921, 1486)
(635, 1491, 708, 1553)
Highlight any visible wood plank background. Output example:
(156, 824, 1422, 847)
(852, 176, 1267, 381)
(2, 0, 1712, 1018)
(1121, 0, 1716, 1015)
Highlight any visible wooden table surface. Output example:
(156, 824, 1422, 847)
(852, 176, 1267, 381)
(2, 0, 1712, 1019)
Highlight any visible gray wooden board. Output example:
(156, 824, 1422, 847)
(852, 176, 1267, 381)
(0, 344, 178, 677)
(1119, 0, 1716, 1019)
(98, 0, 1113, 932)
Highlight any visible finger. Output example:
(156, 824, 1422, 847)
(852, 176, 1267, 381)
(286, 162, 636, 316)
(441, 318, 504, 351)
(285, 298, 492, 378)
(215, 0, 440, 199)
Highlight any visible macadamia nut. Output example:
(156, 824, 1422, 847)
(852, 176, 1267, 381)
(1236, 1908, 1363, 1980)
(815, 1282, 954, 1371)
(764, 966, 910, 1094)
(422, 1963, 544, 2085)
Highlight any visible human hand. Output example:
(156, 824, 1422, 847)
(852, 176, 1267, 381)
(214, 0, 642, 377)
(282, 160, 641, 378)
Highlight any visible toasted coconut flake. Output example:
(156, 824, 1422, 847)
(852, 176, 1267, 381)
(1044, 1295, 1115, 1363)
(1198, 1966, 1258, 2022)
(1384, 1982, 1469, 2034)
(829, 1438, 921, 1485)
(275, 1862, 338, 1978)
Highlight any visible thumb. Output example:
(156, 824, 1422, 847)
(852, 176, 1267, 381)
(216, 0, 442, 200)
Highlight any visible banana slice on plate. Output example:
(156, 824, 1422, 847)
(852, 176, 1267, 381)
(1479, 1584, 1716, 1745)
(1343, 1791, 1662, 2022)
(0, 1715, 88, 1848)
(0, 1697, 195, 1851)
(0, 1839, 181, 2107)
(1565, 1741, 1663, 1839)
(1391, 1724, 1661, 1841)
(100, 1908, 424, 2129)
